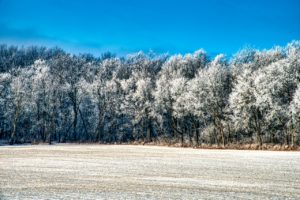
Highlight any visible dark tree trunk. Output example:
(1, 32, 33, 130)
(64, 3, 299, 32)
(146, 120, 152, 142)
(10, 100, 21, 145)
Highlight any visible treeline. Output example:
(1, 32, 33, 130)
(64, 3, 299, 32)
(0, 42, 299, 148)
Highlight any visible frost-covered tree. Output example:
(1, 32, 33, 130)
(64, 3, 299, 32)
(186, 54, 231, 146)
(229, 67, 264, 147)
(153, 50, 209, 144)
(81, 58, 121, 141)
(0, 42, 299, 147)
(121, 53, 166, 142)
(0, 72, 12, 139)
(30, 60, 62, 143)
(290, 86, 300, 146)
(229, 43, 299, 147)
(8, 68, 34, 144)
(49, 55, 88, 141)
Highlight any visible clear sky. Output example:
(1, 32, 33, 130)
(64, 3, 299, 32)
(0, 0, 299, 56)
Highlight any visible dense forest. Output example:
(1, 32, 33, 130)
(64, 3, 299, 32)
(0, 41, 299, 148)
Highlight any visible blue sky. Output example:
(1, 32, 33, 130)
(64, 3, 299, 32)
(0, 0, 299, 56)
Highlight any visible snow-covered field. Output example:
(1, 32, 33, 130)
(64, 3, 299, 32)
(0, 145, 300, 199)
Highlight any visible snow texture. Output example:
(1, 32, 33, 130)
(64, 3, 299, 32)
(0, 145, 300, 199)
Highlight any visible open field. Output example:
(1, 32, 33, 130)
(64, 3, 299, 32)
(0, 145, 300, 199)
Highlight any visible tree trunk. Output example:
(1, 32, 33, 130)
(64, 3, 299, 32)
(181, 130, 184, 147)
(78, 108, 88, 140)
(256, 128, 263, 148)
(291, 132, 295, 147)
(195, 127, 199, 147)
(10, 115, 18, 145)
(48, 112, 56, 145)
(70, 87, 78, 141)
(220, 123, 225, 147)
(96, 102, 105, 142)
(172, 118, 178, 139)
(146, 120, 152, 143)
(290, 122, 295, 147)
(10, 100, 21, 145)
(188, 128, 192, 146)
(254, 111, 263, 148)
(96, 122, 103, 142)
(271, 131, 275, 143)
(284, 127, 290, 146)
(227, 123, 231, 143)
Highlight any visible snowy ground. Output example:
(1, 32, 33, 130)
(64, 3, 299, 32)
(0, 145, 300, 200)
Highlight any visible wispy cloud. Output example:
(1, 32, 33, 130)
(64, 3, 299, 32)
(0, 24, 177, 56)
(0, 24, 108, 55)
(0, 24, 55, 41)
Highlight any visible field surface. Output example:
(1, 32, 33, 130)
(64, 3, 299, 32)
(0, 145, 300, 199)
